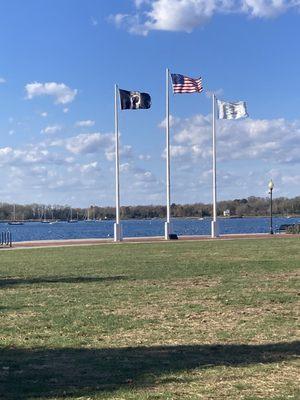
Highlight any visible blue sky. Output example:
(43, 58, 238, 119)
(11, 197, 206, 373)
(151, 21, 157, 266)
(0, 0, 299, 207)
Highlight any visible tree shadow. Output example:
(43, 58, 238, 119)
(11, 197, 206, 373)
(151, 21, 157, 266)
(1, 341, 299, 399)
(0, 275, 126, 288)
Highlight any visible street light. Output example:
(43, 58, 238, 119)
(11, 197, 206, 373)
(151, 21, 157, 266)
(268, 179, 274, 234)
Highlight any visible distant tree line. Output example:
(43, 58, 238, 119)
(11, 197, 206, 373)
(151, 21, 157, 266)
(0, 196, 299, 221)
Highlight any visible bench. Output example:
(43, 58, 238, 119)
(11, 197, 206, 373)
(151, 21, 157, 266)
(278, 224, 295, 233)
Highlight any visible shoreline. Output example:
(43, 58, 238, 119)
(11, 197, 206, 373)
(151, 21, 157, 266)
(0, 214, 300, 225)
(0, 215, 300, 223)
(1, 233, 299, 250)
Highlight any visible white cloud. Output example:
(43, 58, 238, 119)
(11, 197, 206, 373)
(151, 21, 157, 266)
(0, 145, 70, 166)
(80, 161, 100, 173)
(111, 0, 300, 35)
(120, 162, 131, 172)
(144, 0, 218, 33)
(134, 170, 156, 183)
(135, 0, 148, 7)
(158, 115, 180, 129)
(25, 82, 77, 104)
(109, 13, 149, 35)
(63, 107, 69, 113)
(105, 144, 133, 161)
(138, 154, 151, 160)
(119, 161, 161, 194)
(0, 147, 13, 160)
(40, 112, 48, 117)
(65, 132, 114, 154)
(75, 120, 95, 128)
(281, 173, 300, 186)
(41, 125, 62, 135)
(0, 77, 6, 84)
(242, 0, 292, 17)
(159, 113, 300, 165)
(0, 137, 141, 205)
(91, 16, 98, 26)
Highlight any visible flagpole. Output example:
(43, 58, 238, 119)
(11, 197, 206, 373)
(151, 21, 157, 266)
(211, 94, 219, 238)
(165, 68, 172, 240)
(114, 84, 122, 241)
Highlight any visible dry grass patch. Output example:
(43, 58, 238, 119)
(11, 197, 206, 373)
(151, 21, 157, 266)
(0, 238, 299, 399)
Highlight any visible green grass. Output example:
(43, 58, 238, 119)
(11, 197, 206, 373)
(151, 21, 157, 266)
(0, 237, 299, 399)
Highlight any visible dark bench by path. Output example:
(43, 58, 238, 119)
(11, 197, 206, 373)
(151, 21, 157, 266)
(278, 224, 296, 233)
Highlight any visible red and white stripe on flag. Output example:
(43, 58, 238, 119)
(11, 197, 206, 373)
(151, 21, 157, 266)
(171, 73, 203, 94)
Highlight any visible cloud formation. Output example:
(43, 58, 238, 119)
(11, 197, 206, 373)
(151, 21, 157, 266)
(75, 120, 95, 128)
(1, 108, 298, 205)
(160, 113, 300, 165)
(0, 133, 161, 205)
(25, 82, 78, 104)
(64, 132, 114, 155)
(41, 125, 62, 135)
(0, 145, 71, 166)
(111, 0, 300, 35)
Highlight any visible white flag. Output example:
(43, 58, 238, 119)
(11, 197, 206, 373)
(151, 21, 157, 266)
(217, 100, 248, 120)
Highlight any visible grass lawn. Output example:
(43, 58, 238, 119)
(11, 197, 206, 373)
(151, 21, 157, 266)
(0, 237, 299, 399)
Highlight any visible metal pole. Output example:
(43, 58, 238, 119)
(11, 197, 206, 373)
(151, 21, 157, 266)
(114, 84, 122, 241)
(211, 94, 219, 238)
(165, 68, 172, 240)
(270, 189, 273, 234)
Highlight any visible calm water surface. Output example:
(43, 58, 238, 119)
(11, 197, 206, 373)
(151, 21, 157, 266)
(0, 217, 299, 242)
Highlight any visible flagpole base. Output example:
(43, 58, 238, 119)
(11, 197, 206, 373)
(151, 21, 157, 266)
(114, 223, 123, 242)
(164, 222, 172, 240)
(211, 220, 219, 238)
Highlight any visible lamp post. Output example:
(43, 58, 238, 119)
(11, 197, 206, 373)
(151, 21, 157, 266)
(268, 179, 274, 234)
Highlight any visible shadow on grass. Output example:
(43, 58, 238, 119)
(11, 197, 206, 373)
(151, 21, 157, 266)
(1, 342, 299, 399)
(0, 275, 126, 287)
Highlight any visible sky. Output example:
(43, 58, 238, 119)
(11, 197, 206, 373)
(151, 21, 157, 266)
(0, 0, 299, 207)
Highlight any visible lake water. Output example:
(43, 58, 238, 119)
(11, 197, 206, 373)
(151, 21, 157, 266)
(0, 217, 299, 242)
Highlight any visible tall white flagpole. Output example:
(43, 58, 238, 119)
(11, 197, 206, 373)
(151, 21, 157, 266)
(114, 84, 122, 241)
(165, 68, 172, 240)
(211, 94, 219, 238)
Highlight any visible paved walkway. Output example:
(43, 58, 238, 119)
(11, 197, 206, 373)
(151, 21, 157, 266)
(1, 233, 298, 250)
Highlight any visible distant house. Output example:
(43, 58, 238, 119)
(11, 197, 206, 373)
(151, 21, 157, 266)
(223, 209, 231, 217)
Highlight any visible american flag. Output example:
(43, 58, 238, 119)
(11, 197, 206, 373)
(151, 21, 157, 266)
(171, 73, 203, 94)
